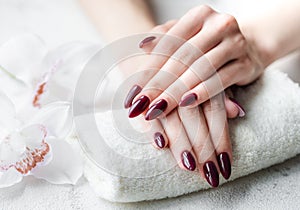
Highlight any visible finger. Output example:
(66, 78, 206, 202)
(203, 93, 232, 180)
(124, 20, 177, 109)
(139, 19, 178, 52)
(181, 58, 248, 107)
(178, 106, 220, 187)
(126, 6, 214, 112)
(148, 119, 169, 149)
(161, 109, 197, 171)
(225, 95, 246, 118)
(143, 35, 245, 120)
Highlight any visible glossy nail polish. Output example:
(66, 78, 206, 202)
(179, 93, 197, 107)
(139, 36, 156, 48)
(154, 132, 165, 148)
(203, 161, 219, 188)
(181, 151, 196, 171)
(229, 97, 246, 117)
(145, 99, 168, 120)
(124, 85, 142, 108)
(128, 95, 150, 118)
(217, 152, 231, 180)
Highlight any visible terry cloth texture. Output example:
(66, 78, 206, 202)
(78, 70, 300, 202)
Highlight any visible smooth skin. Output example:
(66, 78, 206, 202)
(129, 1, 300, 119)
(79, 0, 300, 186)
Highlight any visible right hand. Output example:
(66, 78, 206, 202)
(148, 92, 242, 187)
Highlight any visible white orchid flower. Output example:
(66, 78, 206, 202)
(0, 34, 98, 110)
(0, 34, 98, 188)
(0, 92, 82, 188)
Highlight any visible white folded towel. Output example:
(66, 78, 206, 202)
(73, 69, 300, 203)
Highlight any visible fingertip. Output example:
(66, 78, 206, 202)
(228, 97, 246, 118)
(179, 93, 198, 107)
(153, 132, 168, 149)
(225, 97, 239, 118)
(139, 36, 156, 48)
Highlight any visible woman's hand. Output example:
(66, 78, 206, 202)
(124, 5, 264, 120)
(121, 15, 246, 187)
(148, 93, 240, 187)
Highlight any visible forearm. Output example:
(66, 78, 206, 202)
(239, 0, 300, 68)
(79, 0, 156, 42)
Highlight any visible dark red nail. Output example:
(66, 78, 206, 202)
(139, 36, 156, 48)
(229, 97, 245, 117)
(203, 161, 219, 188)
(124, 85, 142, 109)
(145, 99, 168, 120)
(217, 152, 231, 180)
(181, 151, 196, 171)
(128, 95, 150, 118)
(179, 93, 197, 107)
(154, 132, 165, 148)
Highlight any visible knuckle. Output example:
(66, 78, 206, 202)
(187, 5, 214, 20)
(196, 5, 214, 14)
(165, 19, 177, 26)
(152, 24, 168, 33)
(174, 43, 200, 64)
(234, 35, 247, 53)
(217, 14, 238, 33)
(222, 14, 237, 26)
(203, 100, 225, 113)
(235, 34, 246, 46)
(241, 57, 252, 67)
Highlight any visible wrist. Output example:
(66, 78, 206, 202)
(239, 20, 278, 69)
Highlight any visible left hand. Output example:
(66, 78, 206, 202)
(125, 5, 263, 120)
(147, 93, 240, 187)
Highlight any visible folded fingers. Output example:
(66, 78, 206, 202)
(202, 94, 232, 180)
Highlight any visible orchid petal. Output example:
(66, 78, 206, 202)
(29, 102, 72, 139)
(34, 42, 98, 105)
(0, 92, 18, 138)
(30, 138, 83, 185)
(0, 34, 47, 84)
(1, 125, 51, 176)
(19, 124, 47, 148)
(0, 168, 23, 188)
(0, 132, 26, 169)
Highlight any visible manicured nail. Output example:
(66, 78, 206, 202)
(139, 36, 156, 48)
(124, 85, 142, 108)
(154, 132, 165, 148)
(179, 93, 197, 107)
(229, 97, 245, 117)
(128, 95, 150, 118)
(145, 99, 168, 120)
(217, 152, 231, 180)
(203, 161, 219, 188)
(181, 151, 196, 171)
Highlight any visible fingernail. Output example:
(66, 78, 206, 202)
(217, 152, 231, 180)
(124, 85, 142, 108)
(154, 132, 165, 148)
(203, 161, 219, 188)
(139, 36, 156, 48)
(179, 93, 197, 107)
(128, 95, 150, 118)
(229, 97, 245, 117)
(181, 151, 196, 171)
(145, 99, 168, 120)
